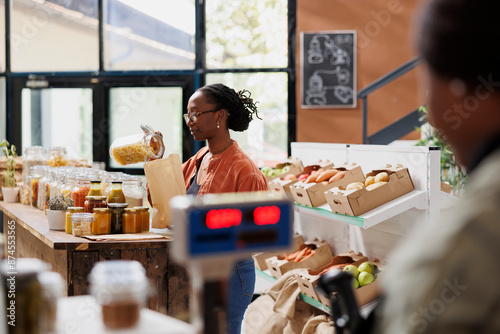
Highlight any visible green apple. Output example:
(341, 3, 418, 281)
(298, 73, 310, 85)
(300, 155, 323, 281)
(281, 165, 291, 174)
(261, 167, 272, 176)
(358, 262, 375, 274)
(343, 265, 359, 278)
(269, 169, 282, 178)
(352, 277, 360, 289)
(358, 271, 375, 287)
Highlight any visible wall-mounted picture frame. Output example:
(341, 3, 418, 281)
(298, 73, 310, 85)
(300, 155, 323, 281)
(300, 30, 357, 108)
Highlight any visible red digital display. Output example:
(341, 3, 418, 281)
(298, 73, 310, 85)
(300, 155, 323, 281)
(253, 206, 281, 225)
(206, 208, 242, 229)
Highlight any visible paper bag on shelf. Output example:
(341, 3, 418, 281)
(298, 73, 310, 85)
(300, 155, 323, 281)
(144, 154, 186, 229)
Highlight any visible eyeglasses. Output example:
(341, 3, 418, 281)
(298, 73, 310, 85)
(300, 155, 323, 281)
(183, 108, 221, 125)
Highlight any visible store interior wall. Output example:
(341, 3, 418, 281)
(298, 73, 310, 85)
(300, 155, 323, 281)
(296, 0, 424, 144)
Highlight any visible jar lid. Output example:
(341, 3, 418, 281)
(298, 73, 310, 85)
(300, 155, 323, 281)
(90, 180, 101, 184)
(124, 208, 140, 212)
(67, 207, 84, 212)
(133, 206, 149, 211)
(107, 203, 129, 208)
(71, 212, 95, 221)
(111, 180, 123, 184)
(93, 208, 110, 213)
(38, 271, 65, 299)
(85, 196, 107, 200)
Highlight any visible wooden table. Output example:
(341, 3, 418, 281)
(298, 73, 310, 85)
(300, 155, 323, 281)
(0, 202, 190, 320)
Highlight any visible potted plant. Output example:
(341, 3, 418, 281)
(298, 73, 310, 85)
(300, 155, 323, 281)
(1, 140, 20, 202)
(47, 194, 74, 230)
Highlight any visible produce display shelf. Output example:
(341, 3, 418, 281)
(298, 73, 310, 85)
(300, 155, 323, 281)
(255, 268, 378, 317)
(295, 190, 427, 229)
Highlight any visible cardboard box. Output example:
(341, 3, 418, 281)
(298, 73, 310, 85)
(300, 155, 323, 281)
(268, 162, 334, 200)
(265, 239, 333, 279)
(296, 250, 368, 304)
(291, 164, 365, 207)
(252, 235, 304, 271)
(297, 253, 383, 307)
(325, 164, 414, 216)
(264, 158, 304, 182)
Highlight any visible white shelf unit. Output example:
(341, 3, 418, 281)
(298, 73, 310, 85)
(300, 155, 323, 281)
(290, 143, 444, 230)
(253, 143, 457, 306)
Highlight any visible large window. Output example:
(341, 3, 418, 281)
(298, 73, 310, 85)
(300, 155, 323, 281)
(11, 0, 99, 72)
(103, 0, 195, 71)
(21, 88, 93, 161)
(206, 72, 288, 166)
(206, 0, 288, 69)
(5, 1, 295, 169)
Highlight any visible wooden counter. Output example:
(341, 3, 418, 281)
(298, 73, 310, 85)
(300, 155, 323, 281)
(0, 202, 190, 320)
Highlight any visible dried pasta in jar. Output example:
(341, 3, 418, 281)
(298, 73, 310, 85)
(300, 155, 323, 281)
(109, 133, 164, 165)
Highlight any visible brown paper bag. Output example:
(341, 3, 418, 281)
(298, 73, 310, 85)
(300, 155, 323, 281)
(144, 154, 186, 229)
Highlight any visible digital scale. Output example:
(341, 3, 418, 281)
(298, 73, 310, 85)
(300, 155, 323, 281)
(170, 192, 294, 334)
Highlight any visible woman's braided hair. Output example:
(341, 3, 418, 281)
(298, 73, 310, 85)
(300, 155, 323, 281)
(198, 83, 261, 132)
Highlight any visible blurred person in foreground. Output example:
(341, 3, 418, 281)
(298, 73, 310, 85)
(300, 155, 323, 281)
(374, 0, 500, 333)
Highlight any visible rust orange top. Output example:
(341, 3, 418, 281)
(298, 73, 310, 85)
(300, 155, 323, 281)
(183, 140, 268, 195)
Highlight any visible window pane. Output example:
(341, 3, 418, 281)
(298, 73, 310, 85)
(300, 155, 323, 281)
(104, 0, 195, 71)
(21, 88, 93, 162)
(11, 0, 99, 72)
(109, 87, 183, 168)
(206, 0, 288, 69)
(206, 73, 288, 167)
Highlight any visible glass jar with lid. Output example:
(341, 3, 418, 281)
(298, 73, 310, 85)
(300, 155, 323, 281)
(47, 147, 68, 167)
(70, 175, 92, 208)
(43, 169, 56, 213)
(122, 177, 144, 207)
(38, 271, 65, 334)
(1, 258, 51, 334)
(107, 181, 126, 204)
(22, 146, 46, 183)
(37, 166, 51, 211)
(59, 173, 75, 199)
(49, 170, 64, 201)
(135, 207, 150, 232)
(122, 208, 142, 233)
(103, 172, 125, 198)
(88, 180, 103, 196)
(66, 207, 84, 234)
(30, 166, 45, 208)
(108, 203, 129, 234)
(89, 260, 149, 330)
(109, 131, 164, 165)
(84, 196, 107, 213)
(93, 208, 111, 235)
(71, 212, 94, 236)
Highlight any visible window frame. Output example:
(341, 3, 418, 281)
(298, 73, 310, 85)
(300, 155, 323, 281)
(4, 0, 296, 166)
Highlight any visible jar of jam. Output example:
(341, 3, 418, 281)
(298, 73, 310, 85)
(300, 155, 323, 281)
(108, 203, 129, 234)
(134, 207, 150, 232)
(84, 196, 107, 213)
(93, 208, 111, 235)
(107, 181, 126, 204)
(88, 180, 103, 196)
(66, 207, 84, 234)
(122, 208, 142, 233)
(71, 212, 94, 237)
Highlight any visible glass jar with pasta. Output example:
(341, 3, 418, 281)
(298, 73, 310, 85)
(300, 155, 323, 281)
(47, 147, 68, 167)
(109, 131, 164, 165)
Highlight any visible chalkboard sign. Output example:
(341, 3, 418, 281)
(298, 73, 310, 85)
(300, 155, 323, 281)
(300, 31, 357, 108)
